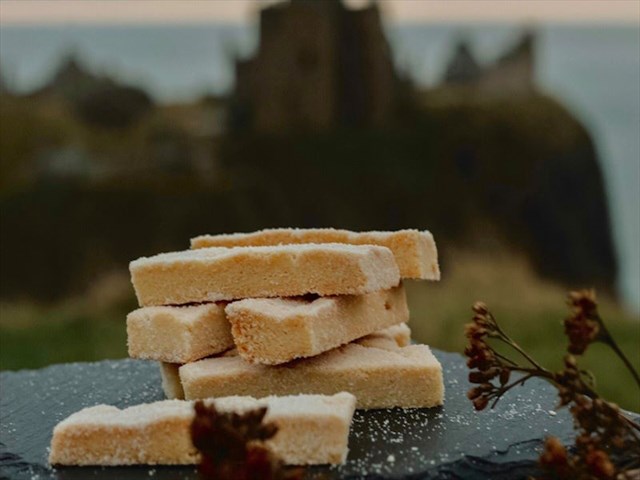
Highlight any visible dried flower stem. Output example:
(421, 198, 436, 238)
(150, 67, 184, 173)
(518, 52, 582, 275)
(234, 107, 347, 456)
(493, 324, 547, 372)
(599, 320, 640, 388)
(489, 373, 536, 408)
(565, 289, 640, 387)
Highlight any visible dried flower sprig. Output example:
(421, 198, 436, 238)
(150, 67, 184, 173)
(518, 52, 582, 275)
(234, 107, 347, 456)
(565, 290, 640, 387)
(543, 355, 640, 479)
(190, 401, 303, 480)
(465, 301, 555, 410)
(464, 290, 640, 479)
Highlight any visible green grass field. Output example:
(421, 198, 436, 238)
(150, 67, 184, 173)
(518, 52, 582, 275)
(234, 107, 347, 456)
(406, 251, 640, 412)
(1, 252, 638, 411)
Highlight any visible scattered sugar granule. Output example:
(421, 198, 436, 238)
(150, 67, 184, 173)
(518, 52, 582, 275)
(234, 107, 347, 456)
(387, 454, 395, 463)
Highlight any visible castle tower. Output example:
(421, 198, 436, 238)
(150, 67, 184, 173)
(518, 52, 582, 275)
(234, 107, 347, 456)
(441, 29, 536, 96)
(232, 0, 399, 133)
(480, 29, 535, 94)
(442, 39, 481, 84)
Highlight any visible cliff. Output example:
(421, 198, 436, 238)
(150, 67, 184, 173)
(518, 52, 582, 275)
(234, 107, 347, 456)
(419, 89, 616, 285)
(219, 90, 617, 289)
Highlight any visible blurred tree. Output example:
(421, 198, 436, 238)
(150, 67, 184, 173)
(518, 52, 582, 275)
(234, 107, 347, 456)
(74, 84, 153, 129)
(31, 53, 154, 129)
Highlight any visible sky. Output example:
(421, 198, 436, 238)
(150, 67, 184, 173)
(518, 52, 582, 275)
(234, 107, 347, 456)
(1, 0, 639, 25)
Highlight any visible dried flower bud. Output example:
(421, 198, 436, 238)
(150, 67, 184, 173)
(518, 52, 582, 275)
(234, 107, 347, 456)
(539, 436, 577, 479)
(190, 401, 303, 480)
(540, 436, 568, 466)
(467, 387, 483, 400)
(468, 367, 500, 384)
(568, 289, 597, 311)
(585, 448, 615, 479)
(557, 385, 572, 407)
(464, 323, 487, 339)
(472, 302, 489, 315)
(472, 314, 489, 326)
(465, 339, 496, 371)
(499, 369, 510, 386)
(564, 355, 578, 369)
(565, 290, 602, 355)
(472, 396, 489, 411)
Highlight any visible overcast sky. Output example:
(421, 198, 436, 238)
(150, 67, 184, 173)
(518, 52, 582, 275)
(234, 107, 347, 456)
(1, 0, 638, 25)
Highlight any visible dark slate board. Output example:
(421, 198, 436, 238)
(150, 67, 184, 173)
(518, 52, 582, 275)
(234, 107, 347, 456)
(1, 351, 579, 480)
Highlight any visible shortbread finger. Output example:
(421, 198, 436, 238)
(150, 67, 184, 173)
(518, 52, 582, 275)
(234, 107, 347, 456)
(49, 392, 356, 466)
(130, 244, 400, 306)
(127, 303, 232, 363)
(192, 228, 439, 280)
(159, 326, 410, 400)
(226, 285, 409, 364)
(180, 343, 444, 409)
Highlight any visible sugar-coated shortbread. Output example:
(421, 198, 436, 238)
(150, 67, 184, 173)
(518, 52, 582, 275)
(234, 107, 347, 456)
(127, 303, 232, 363)
(192, 228, 440, 280)
(130, 244, 400, 306)
(179, 343, 444, 409)
(226, 285, 409, 364)
(49, 393, 356, 466)
(159, 324, 412, 400)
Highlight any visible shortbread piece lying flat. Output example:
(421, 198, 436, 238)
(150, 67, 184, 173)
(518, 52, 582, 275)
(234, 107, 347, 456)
(130, 244, 400, 306)
(192, 228, 440, 280)
(180, 343, 444, 409)
(49, 393, 356, 466)
(226, 285, 409, 364)
(159, 325, 411, 400)
(127, 303, 232, 363)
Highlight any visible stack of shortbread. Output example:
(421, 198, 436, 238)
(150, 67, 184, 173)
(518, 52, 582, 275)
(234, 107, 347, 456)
(49, 229, 444, 467)
(127, 228, 444, 408)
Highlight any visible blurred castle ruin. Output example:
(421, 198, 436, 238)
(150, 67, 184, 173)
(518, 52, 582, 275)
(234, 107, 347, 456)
(232, 0, 399, 133)
(442, 31, 536, 95)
